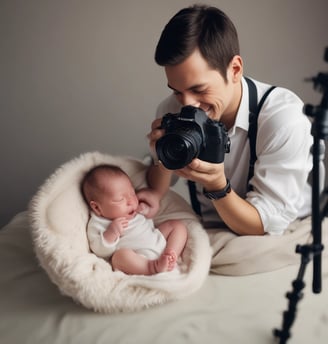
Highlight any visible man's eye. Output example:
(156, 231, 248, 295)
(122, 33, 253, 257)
(193, 89, 206, 94)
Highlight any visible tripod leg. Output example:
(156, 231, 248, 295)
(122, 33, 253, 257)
(273, 246, 311, 343)
(312, 135, 323, 293)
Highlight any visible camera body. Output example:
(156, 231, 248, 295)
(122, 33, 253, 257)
(155, 105, 230, 170)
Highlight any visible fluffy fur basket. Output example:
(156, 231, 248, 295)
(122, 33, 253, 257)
(29, 152, 212, 313)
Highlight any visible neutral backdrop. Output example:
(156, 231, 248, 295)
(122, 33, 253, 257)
(1, 0, 327, 228)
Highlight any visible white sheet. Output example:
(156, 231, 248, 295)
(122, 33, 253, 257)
(1, 211, 327, 344)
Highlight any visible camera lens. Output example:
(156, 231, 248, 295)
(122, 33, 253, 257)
(156, 130, 203, 169)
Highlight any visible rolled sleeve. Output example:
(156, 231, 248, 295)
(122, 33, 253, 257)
(247, 108, 312, 235)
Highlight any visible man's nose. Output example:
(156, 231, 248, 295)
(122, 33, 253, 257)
(180, 93, 200, 107)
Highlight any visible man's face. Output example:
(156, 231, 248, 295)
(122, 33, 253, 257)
(164, 49, 242, 127)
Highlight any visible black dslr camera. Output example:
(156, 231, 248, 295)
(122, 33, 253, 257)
(155, 105, 230, 170)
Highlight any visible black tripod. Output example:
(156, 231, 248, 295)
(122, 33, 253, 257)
(273, 47, 328, 344)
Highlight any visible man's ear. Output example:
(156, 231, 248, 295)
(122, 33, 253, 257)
(229, 55, 243, 82)
(90, 200, 102, 216)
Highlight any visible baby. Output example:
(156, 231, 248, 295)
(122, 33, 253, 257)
(81, 164, 188, 275)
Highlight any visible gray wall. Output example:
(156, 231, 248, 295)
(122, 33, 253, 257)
(1, 0, 327, 228)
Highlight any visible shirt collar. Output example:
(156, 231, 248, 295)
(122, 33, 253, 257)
(228, 77, 250, 136)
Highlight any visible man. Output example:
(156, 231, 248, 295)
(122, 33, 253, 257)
(146, 5, 313, 236)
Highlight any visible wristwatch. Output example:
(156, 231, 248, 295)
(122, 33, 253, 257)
(203, 179, 231, 200)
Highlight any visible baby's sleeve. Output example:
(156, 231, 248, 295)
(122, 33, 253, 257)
(87, 215, 119, 258)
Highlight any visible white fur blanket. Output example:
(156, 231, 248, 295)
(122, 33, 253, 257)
(29, 152, 212, 313)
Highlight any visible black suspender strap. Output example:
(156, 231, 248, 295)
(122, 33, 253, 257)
(245, 77, 276, 191)
(245, 77, 258, 191)
(187, 180, 201, 216)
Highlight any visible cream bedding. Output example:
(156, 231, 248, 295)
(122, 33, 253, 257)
(2, 151, 328, 343)
(28, 152, 212, 313)
(1, 211, 328, 344)
(25, 151, 328, 307)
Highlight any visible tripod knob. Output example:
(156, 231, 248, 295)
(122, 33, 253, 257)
(303, 104, 316, 117)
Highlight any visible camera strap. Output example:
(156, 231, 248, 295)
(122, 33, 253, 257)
(187, 77, 276, 216)
(245, 77, 276, 191)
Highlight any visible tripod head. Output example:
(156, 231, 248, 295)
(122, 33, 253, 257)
(304, 47, 328, 139)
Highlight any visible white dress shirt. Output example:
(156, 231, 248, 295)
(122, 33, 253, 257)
(156, 77, 316, 234)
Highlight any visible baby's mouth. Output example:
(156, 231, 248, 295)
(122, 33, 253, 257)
(128, 209, 137, 218)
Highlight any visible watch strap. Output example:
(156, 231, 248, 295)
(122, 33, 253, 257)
(203, 179, 231, 200)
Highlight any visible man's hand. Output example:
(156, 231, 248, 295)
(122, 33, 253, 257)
(147, 118, 165, 161)
(175, 158, 227, 191)
(145, 117, 175, 199)
(136, 188, 161, 218)
(137, 201, 150, 217)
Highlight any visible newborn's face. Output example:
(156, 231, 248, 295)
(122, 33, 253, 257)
(98, 175, 139, 220)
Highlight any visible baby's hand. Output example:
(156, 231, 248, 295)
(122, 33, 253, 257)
(104, 217, 128, 242)
(109, 217, 128, 235)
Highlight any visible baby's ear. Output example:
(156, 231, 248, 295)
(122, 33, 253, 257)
(90, 201, 102, 216)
